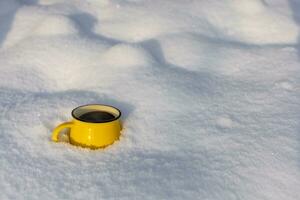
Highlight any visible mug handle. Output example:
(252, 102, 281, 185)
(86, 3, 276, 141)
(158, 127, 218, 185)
(51, 122, 74, 142)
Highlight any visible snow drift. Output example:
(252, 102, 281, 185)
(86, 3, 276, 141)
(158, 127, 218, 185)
(0, 0, 300, 199)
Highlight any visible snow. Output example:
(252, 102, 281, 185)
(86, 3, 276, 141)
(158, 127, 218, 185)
(0, 0, 300, 199)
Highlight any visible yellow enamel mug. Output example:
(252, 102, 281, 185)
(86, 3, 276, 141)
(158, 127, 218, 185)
(52, 104, 121, 149)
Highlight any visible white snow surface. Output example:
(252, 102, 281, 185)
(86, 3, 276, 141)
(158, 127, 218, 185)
(0, 0, 300, 199)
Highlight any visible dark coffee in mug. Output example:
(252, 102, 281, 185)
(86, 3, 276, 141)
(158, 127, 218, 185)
(79, 111, 115, 122)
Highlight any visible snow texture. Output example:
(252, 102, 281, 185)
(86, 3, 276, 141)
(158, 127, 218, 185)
(0, 0, 300, 199)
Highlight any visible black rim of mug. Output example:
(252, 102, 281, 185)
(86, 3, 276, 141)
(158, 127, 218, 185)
(71, 104, 122, 123)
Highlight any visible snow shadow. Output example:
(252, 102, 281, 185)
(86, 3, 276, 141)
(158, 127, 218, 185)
(69, 12, 121, 45)
(289, 0, 300, 165)
(0, 0, 37, 47)
(288, 0, 300, 166)
(0, 5, 17, 47)
(139, 39, 219, 96)
(288, 0, 300, 59)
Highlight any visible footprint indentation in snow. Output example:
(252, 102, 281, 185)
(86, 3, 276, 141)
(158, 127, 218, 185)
(216, 117, 234, 128)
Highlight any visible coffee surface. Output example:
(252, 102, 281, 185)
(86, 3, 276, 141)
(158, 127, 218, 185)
(79, 111, 115, 122)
